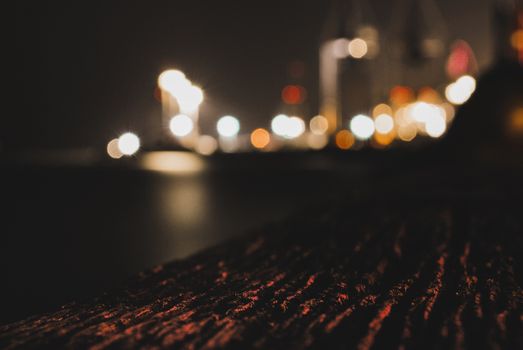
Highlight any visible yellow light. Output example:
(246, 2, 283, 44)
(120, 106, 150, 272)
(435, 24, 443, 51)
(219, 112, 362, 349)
(374, 114, 394, 134)
(140, 151, 204, 174)
(350, 114, 375, 140)
(169, 114, 194, 137)
(309, 115, 329, 135)
(107, 138, 123, 159)
(335, 130, 355, 150)
(196, 135, 218, 155)
(372, 103, 392, 118)
(250, 128, 271, 149)
(348, 38, 368, 59)
(373, 131, 395, 147)
(117, 132, 140, 156)
(217, 116, 240, 137)
(397, 125, 417, 142)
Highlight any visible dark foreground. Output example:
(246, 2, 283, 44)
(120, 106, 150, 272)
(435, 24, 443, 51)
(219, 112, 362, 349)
(1, 194, 522, 349)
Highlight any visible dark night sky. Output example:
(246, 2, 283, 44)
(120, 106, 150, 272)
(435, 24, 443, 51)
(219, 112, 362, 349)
(7, 0, 492, 151)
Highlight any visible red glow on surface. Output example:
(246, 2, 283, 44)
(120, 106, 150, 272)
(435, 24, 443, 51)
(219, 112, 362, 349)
(282, 85, 306, 105)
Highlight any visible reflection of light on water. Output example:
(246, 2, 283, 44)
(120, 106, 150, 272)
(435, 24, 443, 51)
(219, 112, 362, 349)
(140, 152, 205, 174)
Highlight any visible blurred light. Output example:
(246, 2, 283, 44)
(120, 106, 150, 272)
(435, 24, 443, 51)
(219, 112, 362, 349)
(307, 133, 328, 150)
(390, 86, 414, 106)
(373, 132, 395, 147)
(511, 29, 523, 51)
(286, 116, 306, 139)
(107, 138, 123, 159)
(357, 26, 379, 58)
(176, 85, 204, 113)
(250, 128, 271, 149)
(422, 38, 445, 58)
(372, 103, 392, 117)
(282, 85, 306, 105)
(350, 114, 375, 140)
(271, 114, 305, 139)
(374, 114, 394, 134)
(348, 38, 368, 59)
(169, 114, 194, 137)
(332, 38, 350, 59)
(509, 107, 523, 135)
(118, 132, 140, 156)
(418, 87, 440, 103)
(196, 135, 218, 156)
(446, 40, 476, 79)
(271, 114, 290, 137)
(445, 75, 476, 105)
(425, 114, 447, 138)
(442, 103, 456, 122)
(141, 151, 204, 174)
(158, 70, 190, 94)
(217, 116, 240, 137)
(408, 102, 444, 123)
(335, 130, 355, 150)
(397, 125, 417, 142)
(309, 115, 329, 135)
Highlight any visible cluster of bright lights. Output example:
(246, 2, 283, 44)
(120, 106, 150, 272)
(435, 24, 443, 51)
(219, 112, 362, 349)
(309, 115, 329, 135)
(217, 116, 240, 137)
(158, 69, 204, 113)
(445, 75, 476, 105)
(374, 114, 394, 134)
(271, 114, 306, 139)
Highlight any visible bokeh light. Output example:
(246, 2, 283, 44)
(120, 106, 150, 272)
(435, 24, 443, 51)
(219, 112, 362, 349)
(250, 128, 271, 149)
(372, 103, 392, 117)
(425, 114, 447, 138)
(107, 138, 123, 159)
(176, 85, 204, 113)
(118, 132, 140, 156)
(445, 75, 476, 105)
(350, 114, 375, 140)
(390, 86, 414, 106)
(335, 130, 355, 150)
(309, 115, 329, 135)
(307, 134, 329, 150)
(348, 38, 368, 59)
(271, 114, 305, 139)
(169, 114, 194, 137)
(374, 114, 394, 134)
(217, 116, 240, 137)
(158, 70, 190, 94)
(196, 135, 218, 155)
(282, 85, 306, 105)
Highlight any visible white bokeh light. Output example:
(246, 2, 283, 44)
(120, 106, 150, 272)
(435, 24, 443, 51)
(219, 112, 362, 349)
(350, 114, 375, 140)
(118, 132, 140, 156)
(169, 114, 194, 137)
(217, 116, 240, 137)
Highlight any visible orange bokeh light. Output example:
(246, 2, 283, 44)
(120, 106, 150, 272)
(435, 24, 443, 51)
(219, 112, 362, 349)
(250, 128, 271, 149)
(335, 130, 355, 150)
(390, 86, 414, 106)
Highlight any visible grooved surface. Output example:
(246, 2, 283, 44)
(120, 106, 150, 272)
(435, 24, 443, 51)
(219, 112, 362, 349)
(1, 204, 522, 349)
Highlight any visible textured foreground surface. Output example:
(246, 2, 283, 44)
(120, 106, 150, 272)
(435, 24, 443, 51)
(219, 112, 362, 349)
(1, 202, 522, 349)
